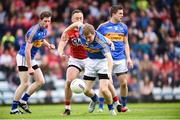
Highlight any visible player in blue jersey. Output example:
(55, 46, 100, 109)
(10, 11, 55, 114)
(62, 23, 117, 116)
(97, 5, 133, 112)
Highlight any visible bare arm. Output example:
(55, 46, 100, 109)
(25, 41, 33, 69)
(43, 39, 55, 49)
(124, 36, 133, 68)
(58, 21, 82, 56)
(58, 32, 68, 56)
(104, 52, 113, 82)
(104, 37, 115, 51)
(64, 21, 83, 33)
(25, 25, 38, 74)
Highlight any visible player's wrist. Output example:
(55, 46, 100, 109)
(126, 57, 131, 60)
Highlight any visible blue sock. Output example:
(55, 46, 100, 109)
(121, 96, 127, 107)
(107, 104, 114, 110)
(21, 93, 30, 102)
(11, 101, 19, 110)
(98, 97, 104, 109)
(91, 94, 98, 102)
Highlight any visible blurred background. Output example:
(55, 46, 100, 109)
(0, 0, 179, 105)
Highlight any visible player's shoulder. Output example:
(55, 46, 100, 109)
(120, 22, 128, 29)
(97, 21, 110, 29)
(95, 31, 106, 42)
(27, 24, 39, 33)
(96, 31, 104, 37)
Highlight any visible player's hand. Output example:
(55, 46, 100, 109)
(127, 58, 133, 69)
(110, 42, 115, 51)
(107, 40, 115, 51)
(28, 67, 35, 75)
(49, 44, 55, 50)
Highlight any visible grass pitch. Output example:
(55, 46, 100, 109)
(0, 103, 180, 120)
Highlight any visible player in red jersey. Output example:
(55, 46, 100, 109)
(58, 9, 87, 116)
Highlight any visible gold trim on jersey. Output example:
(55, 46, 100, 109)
(82, 45, 100, 53)
(105, 33, 125, 41)
(33, 40, 43, 48)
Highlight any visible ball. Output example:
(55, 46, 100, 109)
(70, 78, 86, 94)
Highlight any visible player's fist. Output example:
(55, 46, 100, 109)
(49, 44, 55, 50)
(127, 58, 133, 69)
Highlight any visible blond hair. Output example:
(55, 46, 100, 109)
(82, 23, 95, 36)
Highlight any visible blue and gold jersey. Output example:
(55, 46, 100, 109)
(97, 21, 128, 60)
(18, 24, 47, 59)
(79, 27, 110, 59)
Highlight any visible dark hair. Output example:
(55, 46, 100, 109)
(110, 5, 123, 16)
(71, 9, 83, 17)
(40, 11, 52, 20)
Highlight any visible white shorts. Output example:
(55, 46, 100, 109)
(84, 58, 108, 78)
(16, 54, 37, 67)
(113, 59, 128, 74)
(68, 57, 87, 71)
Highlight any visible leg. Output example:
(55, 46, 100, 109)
(26, 68, 45, 96)
(14, 72, 29, 101)
(83, 77, 98, 113)
(98, 80, 121, 112)
(117, 73, 128, 112)
(19, 68, 44, 113)
(108, 81, 122, 112)
(98, 91, 104, 112)
(99, 79, 116, 116)
(63, 66, 80, 115)
(84, 80, 94, 97)
(10, 71, 29, 114)
(99, 79, 112, 105)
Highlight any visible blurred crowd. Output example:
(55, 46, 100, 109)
(0, 0, 179, 102)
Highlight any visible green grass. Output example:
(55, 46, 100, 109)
(0, 103, 180, 120)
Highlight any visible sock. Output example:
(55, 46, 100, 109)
(11, 101, 19, 110)
(21, 93, 30, 102)
(98, 97, 104, 109)
(113, 96, 120, 106)
(121, 96, 127, 107)
(107, 104, 114, 111)
(65, 101, 71, 110)
(91, 94, 98, 102)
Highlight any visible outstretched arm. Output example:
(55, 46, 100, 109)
(43, 39, 55, 50)
(64, 21, 83, 33)
(58, 32, 68, 56)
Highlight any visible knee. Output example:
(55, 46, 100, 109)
(66, 79, 73, 87)
(84, 89, 91, 96)
(21, 82, 29, 89)
(37, 80, 45, 86)
(120, 79, 127, 88)
(100, 87, 108, 95)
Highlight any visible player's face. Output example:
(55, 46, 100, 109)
(113, 9, 123, 22)
(41, 17, 51, 28)
(71, 13, 84, 23)
(84, 33, 95, 43)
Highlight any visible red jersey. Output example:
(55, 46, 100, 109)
(66, 28, 87, 59)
